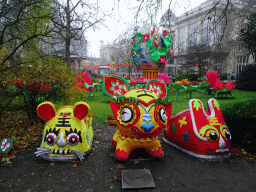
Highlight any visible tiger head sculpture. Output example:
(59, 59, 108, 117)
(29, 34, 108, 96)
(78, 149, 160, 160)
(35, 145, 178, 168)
(102, 75, 172, 161)
(35, 102, 93, 161)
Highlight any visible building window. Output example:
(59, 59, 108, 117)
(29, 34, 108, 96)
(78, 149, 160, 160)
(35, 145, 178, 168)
(214, 19, 225, 44)
(178, 26, 186, 54)
(237, 56, 249, 74)
(177, 58, 184, 65)
(202, 19, 210, 44)
(189, 22, 198, 47)
(214, 57, 222, 72)
(239, 43, 246, 51)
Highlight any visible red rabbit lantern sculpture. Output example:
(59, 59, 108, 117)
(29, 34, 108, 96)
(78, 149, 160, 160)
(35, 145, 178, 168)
(163, 98, 231, 161)
(102, 75, 172, 161)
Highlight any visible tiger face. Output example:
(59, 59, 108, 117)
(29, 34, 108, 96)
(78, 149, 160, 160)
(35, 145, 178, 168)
(35, 102, 93, 161)
(110, 89, 172, 138)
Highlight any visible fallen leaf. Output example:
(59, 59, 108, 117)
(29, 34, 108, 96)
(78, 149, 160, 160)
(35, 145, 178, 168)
(49, 163, 55, 167)
(112, 176, 120, 180)
(116, 164, 124, 169)
(134, 160, 140, 164)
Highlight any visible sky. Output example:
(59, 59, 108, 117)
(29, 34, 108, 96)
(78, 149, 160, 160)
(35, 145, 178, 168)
(85, 0, 207, 58)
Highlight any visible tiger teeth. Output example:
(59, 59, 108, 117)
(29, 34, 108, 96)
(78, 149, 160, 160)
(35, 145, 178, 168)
(59, 150, 63, 154)
(65, 149, 68, 154)
(133, 128, 143, 135)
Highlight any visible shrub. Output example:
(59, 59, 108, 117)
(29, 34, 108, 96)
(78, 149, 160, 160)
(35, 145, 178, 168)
(175, 70, 188, 81)
(3, 57, 78, 124)
(187, 74, 199, 81)
(222, 100, 256, 152)
(235, 64, 256, 91)
(220, 73, 228, 80)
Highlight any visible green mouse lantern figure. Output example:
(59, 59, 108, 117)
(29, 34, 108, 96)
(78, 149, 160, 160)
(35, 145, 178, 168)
(35, 101, 93, 161)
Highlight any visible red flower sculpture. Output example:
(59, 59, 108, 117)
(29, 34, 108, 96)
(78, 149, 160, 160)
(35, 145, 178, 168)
(142, 34, 150, 41)
(163, 30, 168, 36)
(160, 56, 166, 64)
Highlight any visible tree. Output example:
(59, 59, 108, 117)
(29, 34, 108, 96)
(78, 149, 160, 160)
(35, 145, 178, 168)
(0, 0, 55, 122)
(184, 44, 212, 76)
(239, 12, 256, 59)
(46, 0, 107, 67)
(113, 36, 133, 79)
(0, 0, 53, 69)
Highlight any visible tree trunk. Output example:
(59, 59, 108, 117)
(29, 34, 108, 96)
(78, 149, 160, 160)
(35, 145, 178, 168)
(65, 0, 71, 68)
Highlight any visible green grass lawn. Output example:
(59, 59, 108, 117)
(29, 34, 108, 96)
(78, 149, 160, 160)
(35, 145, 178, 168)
(68, 88, 256, 125)
(3, 87, 255, 125)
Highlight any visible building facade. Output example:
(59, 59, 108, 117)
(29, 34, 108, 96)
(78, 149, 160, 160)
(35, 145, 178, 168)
(161, 0, 256, 77)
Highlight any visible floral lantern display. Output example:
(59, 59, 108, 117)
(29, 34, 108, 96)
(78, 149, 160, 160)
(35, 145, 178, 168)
(203, 71, 236, 98)
(35, 101, 94, 161)
(102, 74, 172, 161)
(131, 26, 172, 79)
(163, 98, 232, 161)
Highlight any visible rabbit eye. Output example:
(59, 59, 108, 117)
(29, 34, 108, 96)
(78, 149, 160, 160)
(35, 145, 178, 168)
(206, 130, 219, 142)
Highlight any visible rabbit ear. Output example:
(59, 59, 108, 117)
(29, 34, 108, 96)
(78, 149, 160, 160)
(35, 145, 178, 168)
(206, 99, 226, 125)
(189, 99, 209, 140)
(37, 102, 56, 120)
(73, 102, 90, 120)
(146, 80, 167, 99)
(102, 75, 130, 100)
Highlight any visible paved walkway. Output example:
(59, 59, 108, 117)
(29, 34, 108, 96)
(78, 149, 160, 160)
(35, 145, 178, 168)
(1, 122, 256, 192)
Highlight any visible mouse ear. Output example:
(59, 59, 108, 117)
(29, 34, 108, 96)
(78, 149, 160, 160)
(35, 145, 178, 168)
(102, 74, 130, 100)
(37, 102, 56, 120)
(73, 102, 90, 120)
(146, 80, 167, 99)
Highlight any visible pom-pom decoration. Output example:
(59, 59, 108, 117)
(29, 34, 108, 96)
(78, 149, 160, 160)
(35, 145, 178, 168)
(163, 99, 231, 161)
(103, 74, 172, 161)
(35, 101, 93, 161)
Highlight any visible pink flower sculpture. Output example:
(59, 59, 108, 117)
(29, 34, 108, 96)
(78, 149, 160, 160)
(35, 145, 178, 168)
(204, 71, 221, 89)
(225, 82, 236, 90)
(136, 78, 150, 84)
(215, 80, 225, 91)
(204, 71, 236, 91)
(158, 73, 172, 84)
(75, 71, 94, 92)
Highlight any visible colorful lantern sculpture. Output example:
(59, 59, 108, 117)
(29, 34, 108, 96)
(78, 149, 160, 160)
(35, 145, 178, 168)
(163, 98, 231, 160)
(35, 101, 93, 161)
(102, 75, 172, 161)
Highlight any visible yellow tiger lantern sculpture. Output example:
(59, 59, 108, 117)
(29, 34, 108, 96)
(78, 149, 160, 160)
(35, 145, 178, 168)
(35, 102, 93, 161)
(102, 75, 172, 161)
